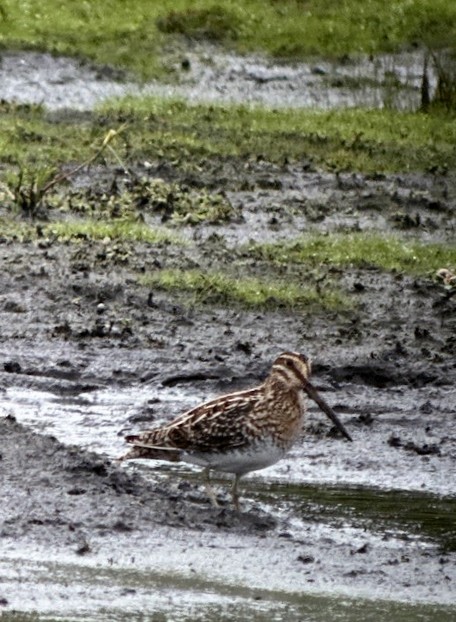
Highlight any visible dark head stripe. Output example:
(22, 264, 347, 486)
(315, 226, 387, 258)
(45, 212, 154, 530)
(273, 352, 311, 385)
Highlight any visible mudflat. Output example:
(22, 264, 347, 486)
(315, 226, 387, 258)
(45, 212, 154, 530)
(0, 49, 455, 621)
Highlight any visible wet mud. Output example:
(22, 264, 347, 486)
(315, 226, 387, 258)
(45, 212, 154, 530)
(0, 46, 455, 621)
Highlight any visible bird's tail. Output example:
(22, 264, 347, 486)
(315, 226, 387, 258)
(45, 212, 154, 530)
(119, 434, 181, 463)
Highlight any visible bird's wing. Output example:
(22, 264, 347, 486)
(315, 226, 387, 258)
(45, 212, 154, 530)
(131, 390, 263, 454)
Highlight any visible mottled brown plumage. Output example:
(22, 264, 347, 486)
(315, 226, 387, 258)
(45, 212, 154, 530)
(120, 351, 351, 509)
(437, 268, 456, 289)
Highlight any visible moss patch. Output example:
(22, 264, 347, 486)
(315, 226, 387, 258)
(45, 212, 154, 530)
(50, 179, 235, 225)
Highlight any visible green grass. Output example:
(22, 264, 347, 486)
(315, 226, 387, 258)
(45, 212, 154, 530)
(0, 102, 100, 167)
(0, 216, 182, 245)
(249, 233, 456, 276)
(0, 216, 36, 241)
(45, 220, 183, 244)
(140, 268, 350, 312)
(101, 97, 456, 173)
(0, 1, 455, 79)
(0, 97, 455, 178)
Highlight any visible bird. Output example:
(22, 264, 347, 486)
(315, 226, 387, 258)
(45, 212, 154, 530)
(436, 269, 456, 306)
(436, 268, 456, 290)
(120, 351, 352, 510)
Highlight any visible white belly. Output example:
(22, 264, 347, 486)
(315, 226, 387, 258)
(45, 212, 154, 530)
(182, 442, 286, 476)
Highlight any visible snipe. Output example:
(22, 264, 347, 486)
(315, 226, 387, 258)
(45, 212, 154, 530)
(120, 352, 352, 509)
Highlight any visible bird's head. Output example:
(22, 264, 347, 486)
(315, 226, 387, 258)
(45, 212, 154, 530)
(270, 351, 352, 442)
(270, 351, 312, 389)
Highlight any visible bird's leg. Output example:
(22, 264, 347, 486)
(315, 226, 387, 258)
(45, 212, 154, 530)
(232, 474, 242, 511)
(203, 467, 219, 507)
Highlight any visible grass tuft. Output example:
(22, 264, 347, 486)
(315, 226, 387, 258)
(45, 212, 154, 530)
(0, 216, 183, 245)
(45, 219, 183, 244)
(156, 6, 241, 42)
(140, 268, 350, 312)
(249, 234, 456, 276)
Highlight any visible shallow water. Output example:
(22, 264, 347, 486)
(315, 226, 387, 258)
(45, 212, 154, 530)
(1, 552, 455, 622)
(2, 381, 455, 496)
(1, 487, 455, 619)
(0, 47, 434, 112)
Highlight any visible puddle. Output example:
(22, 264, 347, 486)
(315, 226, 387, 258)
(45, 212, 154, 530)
(0, 47, 435, 112)
(264, 483, 456, 552)
(0, 384, 187, 457)
(167, 46, 434, 111)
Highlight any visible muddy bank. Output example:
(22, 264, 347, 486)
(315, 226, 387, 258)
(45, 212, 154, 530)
(0, 246, 455, 616)
(0, 414, 273, 540)
(1, 163, 455, 388)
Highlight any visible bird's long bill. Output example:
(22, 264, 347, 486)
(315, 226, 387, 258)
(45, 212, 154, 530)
(303, 380, 353, 442)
